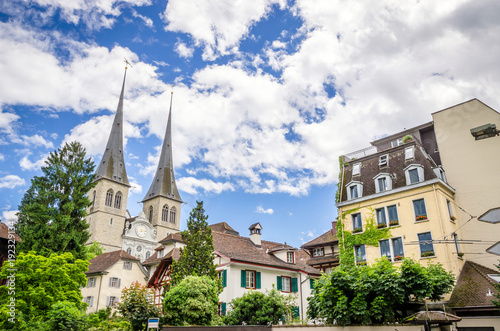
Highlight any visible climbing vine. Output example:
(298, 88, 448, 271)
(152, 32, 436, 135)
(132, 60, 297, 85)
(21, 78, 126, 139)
(335, 156, 345, 204)
(336, 207, 391, 267)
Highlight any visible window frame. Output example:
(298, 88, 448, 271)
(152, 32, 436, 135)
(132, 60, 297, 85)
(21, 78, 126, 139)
(162, 205, 169, 222)
(123, 261, 132, 270)
(312, 247, 324, 257)
(405, 146, 415, 160)
(281, 276, 292, 293)
(346, 181, 363, 200)
(352, 163, 361, 175)
(87, 277, 96, 288)
(352, 213, 363, 233)
(114, 192, 122, 209)
(379, 154, 389, 167)
(169, 207, 176, 224)
(354, 245, 366, 264)
(84, 296, 94, 307)
(404, 164, 424, 185)
(376, 207, 387, 228)
(447, 200, 455, 222)
(105, 189, 113, 207)
(418, 232, 435, 258)
(109, 277, 121, 288)
(287, 252, 295, 264)
(245, 270, 256, 289)
(107, 296, 119, 307)
(413, 198, 428, 222)
(148, 206, 153, 222)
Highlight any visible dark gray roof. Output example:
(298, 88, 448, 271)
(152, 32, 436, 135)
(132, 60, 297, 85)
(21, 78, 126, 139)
(142, 92, 182, 203)
(94, 68, 130, 186)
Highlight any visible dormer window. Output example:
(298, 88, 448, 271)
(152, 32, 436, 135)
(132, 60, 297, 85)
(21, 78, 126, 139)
(352, 163, 361, 175)
(346, 181, 363, 200)
(379, 155, 388, 167)
(404, 164, 424, 185)
(373, 173, 392, 193)
(287, 252, 295, 264)
(433, 167, 447, 182)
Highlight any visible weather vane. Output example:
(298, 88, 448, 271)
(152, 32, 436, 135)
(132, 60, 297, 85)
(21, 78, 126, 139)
(124, 58, 133, 69)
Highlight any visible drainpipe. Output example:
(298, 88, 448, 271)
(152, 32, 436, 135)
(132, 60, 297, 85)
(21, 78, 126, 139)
(298, 271, 303, 321)
(433, 184, 451, 271)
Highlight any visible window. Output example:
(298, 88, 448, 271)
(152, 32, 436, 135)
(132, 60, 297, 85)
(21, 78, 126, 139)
(277, 276, 298, 292)
(418, 232, 435, 257)
(354, 245, 366, 263)
(241, 271, 260, 289)
(217, 302, 227, 316)
(313, 247, 324, 257)
(405, 146, 414, 160)
(413, 199, 428, 221)
(391, 138, 403, 147)
(107, 296, 119, 307)
(380, 238, 404, 262)
(405, 164, 424, 185)
(162, 205, 168, 222)
(87, 277, 96, 288)
(347, 182, 363, 200)
(146, 251, 151, 259)
(373, 173, 392, 193)
(246, 270, 256, 289)
(91, 191, 96, 208)
(126, 247, 132, 254)
(123, 261, 132, 270)
(392, 237, 404, 260)
(378, 177, 387, 192)
(376, 208, 387, 227)
(352, 213, 362, 233)
(114, 192, 122, 209)
(433, 167, 447, 181)
(105, 189, 113, 207)
(287, 252, 295, 264)
(109, 277, 121, 288)
(380, 239, 391, 259)
(110, 218, 113, 225)
(84, 296, 94, 307)
(387, 205, 399, 226)
(169, 207, 176, 224)
(447, 200, 455, 222)
(282, 276, 291, 292)
(352, 163, 361, 175)
(454, 233, 462, 258)
(148, 206, 153, 222)
(379, 155, 388, 166)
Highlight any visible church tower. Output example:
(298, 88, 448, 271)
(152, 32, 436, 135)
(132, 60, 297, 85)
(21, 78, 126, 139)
(142, 92, 182, 241)
(87, 66, 131, 252)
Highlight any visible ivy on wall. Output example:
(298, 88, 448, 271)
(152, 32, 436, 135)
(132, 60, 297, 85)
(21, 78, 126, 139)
(336, 207, 391, 267)
(335, 156, 345, 204)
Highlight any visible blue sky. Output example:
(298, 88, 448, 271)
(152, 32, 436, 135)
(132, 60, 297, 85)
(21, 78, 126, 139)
(1, 0, 500, 248)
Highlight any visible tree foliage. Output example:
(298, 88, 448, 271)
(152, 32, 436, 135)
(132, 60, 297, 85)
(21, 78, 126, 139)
(169, 201, 218, 288)
(0, 251, 89, 329)
(224, 288, 294, 325)
(15, 141, 96, 259)
(118, 281, 160, 331)
(307, 258, 455, 325)
(163, 275, 220, 326)
(46, 301, 88, 331)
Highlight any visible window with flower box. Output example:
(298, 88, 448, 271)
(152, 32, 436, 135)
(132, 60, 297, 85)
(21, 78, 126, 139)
(380, 237, 404, 262)
(447, 200, 456, 222)
(376, 208, 387, 228)
(418, 232, 435, 258)
(354, 245, 366, 264)
(352, 213, 362, 233)
(413, 198, 428, 221)
(376, 205, 399, 228)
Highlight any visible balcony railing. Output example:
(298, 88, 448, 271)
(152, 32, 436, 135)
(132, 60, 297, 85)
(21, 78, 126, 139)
(343, 146, 377, 160)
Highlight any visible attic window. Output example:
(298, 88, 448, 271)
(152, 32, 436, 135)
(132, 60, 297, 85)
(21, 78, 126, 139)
(287, 252, 295, 264)
(352, 163, 361, 175)
(391, 138, 403, 147)
(313, 247, 324, 257)
(379, 155, 388, 167)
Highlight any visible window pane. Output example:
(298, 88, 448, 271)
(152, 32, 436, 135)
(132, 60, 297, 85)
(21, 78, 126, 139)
(392, 238, 404, 256)
(387, 205, 398, 223)
(351, 185, 358, 198)
(380, 240, 391, 258)
(409, 169, 419, 183)
(352, 214, 362, 230)
(282, 277, 291, 292)
(418, 232, 434, 253)
(413, 199, 427, 218)
(355, 245, 366, 261)
(447, 200, 454, 217)
(376, 208, 386, 225)
(378, 178, 386, 191)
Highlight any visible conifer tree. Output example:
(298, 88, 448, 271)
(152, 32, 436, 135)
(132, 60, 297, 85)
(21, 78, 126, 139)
(15, 141, 96, 260)
(168, 201, 218, 288)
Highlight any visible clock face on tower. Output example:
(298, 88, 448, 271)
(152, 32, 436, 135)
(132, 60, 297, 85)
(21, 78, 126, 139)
(136, 225, 147, 238)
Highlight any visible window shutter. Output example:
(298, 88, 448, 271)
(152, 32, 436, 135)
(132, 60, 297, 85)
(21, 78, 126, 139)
(222, 269, 227, 287)
(117, 278, 121, 288)
(277, 276, 282, 291)
(241, 270, 246, 288)
(108, 278, 112, 287)
(90, 296, 94, 307)
(256, 272, 261, 289)
(106, 296, 110, 306)
(310, 278, 315, 290)
(291, 277, 298, 292)
(221, 302, 227, 316)
(293, 306, 300, 318)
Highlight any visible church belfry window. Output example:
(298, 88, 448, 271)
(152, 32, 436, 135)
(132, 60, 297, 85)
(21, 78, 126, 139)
(169, 207, 176, 224)
(105, 189, 113, 207)
(162, 205, 169, 222)
(114, 192, 122, 209)
(149, 206, 153, 223)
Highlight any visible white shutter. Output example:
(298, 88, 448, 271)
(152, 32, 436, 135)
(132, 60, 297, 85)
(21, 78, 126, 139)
(90, 296, 94, 307)
(117, 278, 121, 288)
(106, 296, 110, 306)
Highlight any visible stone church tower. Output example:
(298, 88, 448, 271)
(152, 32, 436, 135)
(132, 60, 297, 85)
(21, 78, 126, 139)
(86, 67, 131, 252)
(141, 92, 183, 241)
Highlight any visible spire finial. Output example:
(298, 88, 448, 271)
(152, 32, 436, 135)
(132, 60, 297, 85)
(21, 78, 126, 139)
(124, 58, 133, 69)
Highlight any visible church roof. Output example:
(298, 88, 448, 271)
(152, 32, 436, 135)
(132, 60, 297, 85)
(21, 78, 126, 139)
(142, 92, 181, 203)
(0, 222, 21, 242)
(86, 250, 138, 274)
(94, 68, 130, 186)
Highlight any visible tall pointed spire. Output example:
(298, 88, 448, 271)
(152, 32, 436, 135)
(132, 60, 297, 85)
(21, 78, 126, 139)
(142, 91, 182, 202)
(95, 66, 130, 186)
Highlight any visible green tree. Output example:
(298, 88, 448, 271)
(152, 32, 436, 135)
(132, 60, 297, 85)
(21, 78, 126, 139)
(15, 141, 96, 260)
(0, 251, 89, 329)
(84, 241, 104, 261)
(163, 275, 220, 326)
(168, 201, 218, 288)
(118, 281, 160, 331)
(307, 258, 454, 325)
(46, 301, 88, 331)
(224, 288, 294, 325)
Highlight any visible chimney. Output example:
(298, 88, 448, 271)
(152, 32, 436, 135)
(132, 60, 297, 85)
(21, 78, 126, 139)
(249, 223, 262, 247)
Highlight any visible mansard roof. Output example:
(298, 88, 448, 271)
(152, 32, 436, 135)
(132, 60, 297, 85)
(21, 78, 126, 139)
(143, 92, 181, 203)
(95, 68, 130, 186)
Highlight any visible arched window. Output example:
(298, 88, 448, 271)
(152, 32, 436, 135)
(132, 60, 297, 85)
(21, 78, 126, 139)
(146, 251, 151, 259)
(105, 189, 113, 207)
(114, 192, 122, 209)
(126, 247, 132, 254)
(162, 205, 169, 222)
(148, 206, 153, 223)
(169, 207, 176, 224)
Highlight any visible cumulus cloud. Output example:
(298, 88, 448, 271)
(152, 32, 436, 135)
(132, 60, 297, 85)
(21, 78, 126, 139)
(0, 175, 26, 189)
(256, 205, 273, 215)
(1, 210, 18, 224)
(177, 177, 235, 195)
(129, 180, 143, 195)
(19, 153, 48, 171)
(174, 41, 194, 59)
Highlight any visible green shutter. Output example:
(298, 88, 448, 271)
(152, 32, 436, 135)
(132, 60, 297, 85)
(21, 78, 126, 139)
(310, 278, 315, 290)
(221, 302, 227, 316)
(222, 269, 227, 287)
(291, 277, 298, 292)
(293, 306, 300, 318)
(277, 276, 282, 291)
(241, 270, 246, 288)
(256, 272, 261, 289)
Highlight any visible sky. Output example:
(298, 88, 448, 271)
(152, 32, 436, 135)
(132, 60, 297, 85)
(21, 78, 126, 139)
(1, 0, 500, 248)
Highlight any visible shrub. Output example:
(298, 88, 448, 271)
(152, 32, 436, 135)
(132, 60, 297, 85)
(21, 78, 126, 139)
(118, 282, 160, 331)
(47, 301, 87, 331)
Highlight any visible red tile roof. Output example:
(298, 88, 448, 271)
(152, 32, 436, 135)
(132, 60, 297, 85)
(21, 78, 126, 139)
(142, 247, 181, 266)
(0, 223, 21, 242)
(302, 229, 337, 248)
(86, 250, 138, 274)
(158, 233, 183, 244)
(210, 222, 239, 236)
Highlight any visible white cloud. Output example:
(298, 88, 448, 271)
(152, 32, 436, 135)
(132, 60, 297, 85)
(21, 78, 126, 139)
(0, 175, 26, 189)
(1, 210, 18, 224)
(129, 180, 143, 195)
(0, 154, 4, 161)
(164, 0, 286, 60)
(19, 153, 48, 171)
(131, 9, 154, 28)
(10, 134, 54, 149)
(177, 177, 235, 195)
(256, 205, 273, 215)
(174, 41, 194, 59)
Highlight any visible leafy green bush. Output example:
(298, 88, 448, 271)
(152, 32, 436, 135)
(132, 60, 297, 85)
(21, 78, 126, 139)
(224, 288, 294, 325)
(163, 275, 219, 326)
(47, 301, 87, 331)
(118, 281, 160, 331)
(88, 307, 131, 331)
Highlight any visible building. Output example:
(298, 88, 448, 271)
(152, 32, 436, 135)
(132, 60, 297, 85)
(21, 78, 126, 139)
(301, 225, 339, 273)
(0, 222, 21, 285)
(142, 222, 320, 320)
(82, 250, 149, 313)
